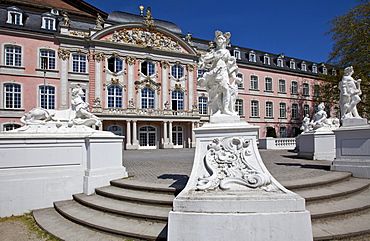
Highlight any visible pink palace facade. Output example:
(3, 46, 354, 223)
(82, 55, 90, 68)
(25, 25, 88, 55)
(0, 0, 338, 149)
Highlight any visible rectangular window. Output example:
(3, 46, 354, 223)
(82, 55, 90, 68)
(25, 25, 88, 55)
(72, 54, 87, 73)
(9, 12, 22, 25)
(42, 18, 55, 30)
(291, 81, 298, 95)
(107, 86, 122, 108)
(278, 79, 286, 93)
(5, 46, 22, 66)
(4, 84, 21, 108)
(250, 75, 258, 90)
(279, 103, 286, 118)
(249, 53, 256, 62)
(303, 83, 310, 96)
(234, 51, 241, 60)
(39, 86, 55, 109)
(277, 59, 283, 67)
(40, 50, 56, 69)
(265, 102, 273, 118)
(279, 127, 287, 138)
(292, 103, 299, 119)
(301, 63, 307, 71)
(237, 73, 243, 88)
(251, 100, 259, 117)
(235, 99, 243, 116)
(313, 84, 320, 97)
(198, 97, 208, 115)
(265, 77, 272, 91)
(303, 104, 310, 117)
(264, 56, 270, 65)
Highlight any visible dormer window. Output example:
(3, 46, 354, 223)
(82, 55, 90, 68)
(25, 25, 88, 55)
(41, 13, 57, 30)
(290, 59, 296, 69)
(249, 51, 256, 62)
(234, 50, 241, 60)
(301, 61, 307, 71)
(332, 69, 337, 76)
(263, 54, 270, 65)
(312, 64, 317, 73)
(321, 64, 327, 75)
(6, 6, 24, 25)
(277, 58, 283, 67)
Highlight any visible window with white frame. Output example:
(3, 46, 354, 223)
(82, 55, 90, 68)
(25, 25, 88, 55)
(265, 101, 273, 118)
(141, 60, 155, 76)
(301, 62, 307, 71)
(171, 64, 184, 79)
(263, 54, 270, 65)
(234, 50, 241, 60)
(40, 49, 56, 69)
(313, 84, 320, 97)
(278, 79, 286, 93)
(291, 81, 298, 95)
(198, 96, 208, 115)
(235, 99, 243, 116)
(141, 88, 155, 109)
(236, 73, 243, 88)
(107, 125, 123, 136)
(3, 123, 21, 131)
(312, 64, 317, 73)
(107, 57, 123, 73)
(139, 126, 156, 147)
(292, 103, 299, 119)
(290, 59, 296, 69)
(303, 104, 310, 117)
(72, 54, 87, 73)
(303, 83, 310, 96)
(4, 84, 21, 108)
(277, 58, 284, 67)
(279, 102, 287, 118)
(251, 100, 259, 117)
(322, 66, 328, 75)
(172, 90, 184, 111)
(5, 45, 22, 67)
(250, 75, 258, 90)
(39, 86, 55, 109)
(7, 11, 22, 25)
(265, 77, 273, 91)
(41, 13, 56, 30)
(107, 86, 122, 108)
(172, 125, 183, 146)
(249, 51, 256, 62)
(279, 126, 287, 138)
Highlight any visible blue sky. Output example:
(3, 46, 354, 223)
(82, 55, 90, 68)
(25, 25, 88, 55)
(86, 0, 359, 63)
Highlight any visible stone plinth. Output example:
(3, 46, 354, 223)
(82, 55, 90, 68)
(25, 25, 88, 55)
(168, 120, 312, 241)
(0, 130, 127, 217)
(297, 130, 336, 161)
(331, 124, 370, 178)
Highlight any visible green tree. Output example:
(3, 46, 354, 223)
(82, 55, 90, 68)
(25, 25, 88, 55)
(319, 0, 370, 119)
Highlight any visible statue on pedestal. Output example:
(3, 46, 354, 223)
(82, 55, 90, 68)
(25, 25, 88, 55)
(197, 31, 242, 116)
(339, 66, 362, 119)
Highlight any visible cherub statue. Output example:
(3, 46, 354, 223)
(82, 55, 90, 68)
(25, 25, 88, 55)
(95, 13, 104, 29)
(310, 103, 328, 130)
(61, 11, 70, 27)
(300, 114, 312, 133)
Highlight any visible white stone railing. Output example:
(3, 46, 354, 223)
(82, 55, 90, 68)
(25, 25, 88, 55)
(92, 107, 200, 117)
(259, 137, 296, 150)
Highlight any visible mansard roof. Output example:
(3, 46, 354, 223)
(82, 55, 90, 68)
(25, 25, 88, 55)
(107, 11, 182, 35)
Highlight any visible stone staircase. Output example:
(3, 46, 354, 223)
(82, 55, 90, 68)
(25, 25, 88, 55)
(34, 172, 370, 241)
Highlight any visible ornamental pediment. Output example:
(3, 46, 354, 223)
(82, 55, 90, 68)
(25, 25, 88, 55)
(103, 28, 187, 53)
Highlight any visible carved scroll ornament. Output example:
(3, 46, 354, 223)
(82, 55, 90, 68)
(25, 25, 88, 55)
(196, 137, 271, 191)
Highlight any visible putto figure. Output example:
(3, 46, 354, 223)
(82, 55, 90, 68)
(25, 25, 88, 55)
(197, 31, 242, 116)
(339, 66, 362, 119)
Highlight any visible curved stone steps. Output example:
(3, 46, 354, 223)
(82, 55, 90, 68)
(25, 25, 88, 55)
(308, 187, 370, 219)
(281, 171, 352, 191)
(294, 178, 370, 202)
(111, 179, 183, 194)
(54, 200, 167, 241)
(33, 207, 126, 241)
(73, 193, 170, 221)
(312, 210, 370, 241)
(95, 186, 174, 206)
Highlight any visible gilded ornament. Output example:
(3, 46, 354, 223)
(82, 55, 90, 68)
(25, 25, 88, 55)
(58, 48, 70, 60)
(126, 56, 136, 65)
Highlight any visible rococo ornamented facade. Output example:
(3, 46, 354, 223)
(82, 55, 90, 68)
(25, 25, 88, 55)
(0, 0, 338, 149)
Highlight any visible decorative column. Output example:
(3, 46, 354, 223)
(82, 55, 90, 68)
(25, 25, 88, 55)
(126, 56, 136, 103)
(128, 120, 139, 150)
(167, 121, 174, 148)
(126, 120, 131, 146)
(94, 51, 104, 105)
(163, 121, 172, 149)
(58, 48, 70, 109)
(187, 64, 194, 111)
(161, 61, 169, 107)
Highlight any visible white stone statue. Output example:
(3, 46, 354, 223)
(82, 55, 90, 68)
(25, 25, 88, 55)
(310, 103, 328, 130)
(307, 103, 339, 131)
(197, 31, 242, 116)
(339, 66, 362, 119)
(300, 114, 312, 133)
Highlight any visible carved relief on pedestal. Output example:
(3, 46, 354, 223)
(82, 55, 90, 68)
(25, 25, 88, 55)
(196, 137, 272, 191)
(105, 28, 185, 53)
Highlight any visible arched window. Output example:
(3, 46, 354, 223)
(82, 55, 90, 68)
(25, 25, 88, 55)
(251, 100, 259, 117)
(303, 83, 310, 96)
(141, 61, 155, 76)
(278, 79, 286, 93)
(265, 101, 273, 118)
(292, 103, 299, 119)
(139, 126, 156, 147)
(265, 77, 272, 91)
(279, 126, 287, 138)
(39, 86, 55, 109)
(303, 104, 310, 117)
(250, 75, 258, 90)
(107, 125, 123, 136)
(3, 123, 21, 131)
(279, 102, 287, 118)
(107, 86, 122, 108)
(171, 65, 184, 79)
(141, 88, 154, 109)
(171, 90, 184, 111)
(4, 83, 21, 108)
(291, 81, 298, 95)
(107, 57, 123, 73)
(172, 125, 183, 146)
(5, 45, 22, 66)
(40, 49, 56, 69)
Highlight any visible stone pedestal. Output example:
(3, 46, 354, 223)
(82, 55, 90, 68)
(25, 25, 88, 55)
(0, 130, 127, 217)
(297, 130, 336, 161)
(168, 120, 312, 241)
(331, 124, 370, 178)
